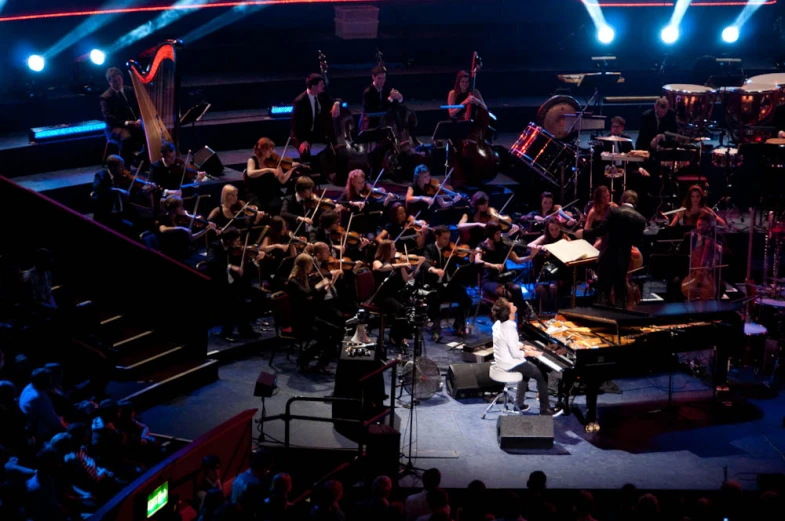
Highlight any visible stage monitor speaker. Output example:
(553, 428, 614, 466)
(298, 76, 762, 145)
(194, 146, 224, 177)
(332, 355, 385, 441)
(497, 415, 554, 451)
(254, 371, 277, 397)
(447, 362, 504, 399)
(365, 424, 400, 480)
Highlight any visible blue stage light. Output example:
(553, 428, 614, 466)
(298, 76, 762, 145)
(597, 26, 615, 44)
(722, 26, 739, 44)
(89, 49, 106, 65)
(27, 54, 45, 72)
(661, 25, 679, 44)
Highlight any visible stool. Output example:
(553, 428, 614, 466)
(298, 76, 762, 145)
(482, 365, 524, 419)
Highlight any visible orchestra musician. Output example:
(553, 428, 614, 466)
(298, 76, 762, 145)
(158, 195, 218, 262)
(280, 177, 343, 233)
(584, 186, 617, 237)
(205, 227, 263, 343)
(148, 142, 206, 195)
(258, 216, 299, 289)
(246, 137, 298, 215)
(405, 164, 462, 220)
(100, 67, 143, 167)
(359, 65, 404, 132)
(372, 239, 426, 348)
(423, 226, 472, 341)
(375, 202, 428, 252)
(311, 241, 360, 315)
(491, 297, 561, 416)
(447, 70, 487, 119)
(577, 190, 646, 308)
(344, 169, 395, 238)
(207, 185, 266, 231)
(669, 185, 727, 227)
(636, 97, 678, 152)
(457, 191, 520, 248)
(285, 252, 344, 374)
(474, 221, 534, 326)
(528, 217, 570, 313)
(92, 154, 130, 228)
(290, 73, 341, 181)
(523, 192, 577, 228)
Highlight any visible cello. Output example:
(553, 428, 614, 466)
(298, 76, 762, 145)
(451, 51, 498, 186)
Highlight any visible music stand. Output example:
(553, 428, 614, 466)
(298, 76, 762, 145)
(180, 101, 211, 148)
(542, 239, 599, 308)
(355, 126, 395, 145)
(432, 120, 474, 179)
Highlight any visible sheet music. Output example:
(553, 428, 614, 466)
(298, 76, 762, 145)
(543, 239, 599, 265)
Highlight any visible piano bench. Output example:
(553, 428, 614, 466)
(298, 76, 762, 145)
(482, 366, 524, 419)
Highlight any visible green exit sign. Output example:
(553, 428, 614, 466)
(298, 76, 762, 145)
(146, 482, 168, 518)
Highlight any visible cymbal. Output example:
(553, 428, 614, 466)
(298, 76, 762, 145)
(597, 135, 633, 143)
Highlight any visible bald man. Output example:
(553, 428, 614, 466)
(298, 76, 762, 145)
(636, 97, 677, 152)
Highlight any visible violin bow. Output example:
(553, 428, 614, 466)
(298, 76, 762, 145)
(289, 189, 327, 245)
(221, 202, 251, 233)
(127, 161, 144, 194)
(276, 137, 292, 170)
(178, 149, 193, 189)
(341, 212, 355, 256)
(188, 194, 202, 232)
(439, 237, 461, 284)
(393, 210, 423, 244)
(228, 232, 251, 285)
(361, 168, 385, 206)
(428, 168, 454, 207)
(498, 194, 514, 215)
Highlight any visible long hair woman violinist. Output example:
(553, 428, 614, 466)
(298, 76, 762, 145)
(405, 164, 463, 220)
(345, 169, 396, 212)
(208, 185, 266, 232)
(375, 202, 428, 251)
(246, 137, 300, 215)
(285, 252, 344, 374)
(458, 191, 520, 248)
(528, 217, 571, 313)
(157, 195, 217, 262)
(372, 239, 426, 348)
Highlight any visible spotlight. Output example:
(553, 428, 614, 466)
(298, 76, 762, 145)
(597, 26, 615, 44)
(89, 49, 106, 65)
(661, 25, 679, 45)
(27, 54, 45, 72)
(722, 26, 739, 44)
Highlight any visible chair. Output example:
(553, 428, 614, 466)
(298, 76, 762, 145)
(482, 364, 524, 419)
(268, 291, 311, 366)
(472, 273, 497, 324)
(355, 270, 389, 351)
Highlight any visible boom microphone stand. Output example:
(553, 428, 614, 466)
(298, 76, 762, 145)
(399, 291, 428, 478)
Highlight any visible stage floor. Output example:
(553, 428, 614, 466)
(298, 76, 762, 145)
(139, 313, 785, 491)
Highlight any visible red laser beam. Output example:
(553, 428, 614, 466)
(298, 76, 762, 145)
(0, 0, 384, 23)
(582, 0, 775, 6)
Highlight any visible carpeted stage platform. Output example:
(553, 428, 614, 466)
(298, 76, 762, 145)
(138, 315, 785, 491)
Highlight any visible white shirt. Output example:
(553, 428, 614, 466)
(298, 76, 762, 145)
(308, 93, 319, 130)
(492, 319, 527, 371)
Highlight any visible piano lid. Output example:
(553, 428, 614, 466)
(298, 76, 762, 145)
(559, 300, 743, 327)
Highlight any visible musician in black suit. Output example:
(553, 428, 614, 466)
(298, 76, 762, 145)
(148, 141, 205, 194)
(577, 190, 646, 309)
(423, 226, 472, 341)
(100, 67, 143, 166)
(359, 65, 404, 131)
(290, 74, 341, 160)
(92, 154, 129, 228)
(636, 97, 678, 151)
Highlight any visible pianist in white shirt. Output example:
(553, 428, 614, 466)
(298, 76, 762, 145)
(491, 298, 561, 416)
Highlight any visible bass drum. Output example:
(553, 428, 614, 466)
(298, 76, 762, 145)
(537, 95, 581, 140)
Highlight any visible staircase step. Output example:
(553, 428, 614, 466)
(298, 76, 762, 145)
(115, 343, 185, 375)
(112, 328, 157, 349)
(108, 359, 220, 411)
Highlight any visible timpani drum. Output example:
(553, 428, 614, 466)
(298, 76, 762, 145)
(662, 84, 716, 129)
(711, 147, 741, 168)
(724, 83, 779, 128)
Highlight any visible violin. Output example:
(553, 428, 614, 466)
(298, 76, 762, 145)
(488, 208, 513, 232)
(360, 186, 399, 202)
(331, 226, 362, 246)
(173, 213, 212, 229)
(394, 252, 423, 264)
(326, 256, 366, 272)
(264, 153, 310, 174)
(305, 195, 340, 211)
(442, 243, 473, 259)
(423, 179, 463, 200)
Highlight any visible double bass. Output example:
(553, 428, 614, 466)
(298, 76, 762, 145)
(451, 51, 498, 186)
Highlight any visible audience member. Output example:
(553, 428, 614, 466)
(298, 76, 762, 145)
(25, 447, 69, 521)
(231, 449, 273, 516)
(495, 491, 523, 521)
(416, 488, 450, 521)
(197, 488, 227, 521)
(633, 493, 659, 521)
(19, 368, 66, 443)
(406, 467, 442, 521)
(310, 479, 345, 521)
(575, 490, 598, 521)
(91, 399, 125, 473)
(351, 475, 395, 521)
(263, 472, 293, 521)
(455, 479, 493, 521)
(197, 454, 223, 509)
(0, 380, 31, 457)
(525, 470, 555, 521)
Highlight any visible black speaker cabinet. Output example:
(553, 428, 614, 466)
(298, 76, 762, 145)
(365, 424, 400, 480)
(447, 362, 504, 399)
(253, 371, 277, 397)
(194, 146, 224, 177)
(332, 354, 385, 441)
(497, 415, 554, 451)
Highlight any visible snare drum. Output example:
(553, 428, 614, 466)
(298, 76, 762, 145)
(711, 147, 741, 168)
(662, 84, 716, 129)
(511, 123, 575, 181)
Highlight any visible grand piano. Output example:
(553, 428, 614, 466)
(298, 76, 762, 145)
(520, 301, 744, 431)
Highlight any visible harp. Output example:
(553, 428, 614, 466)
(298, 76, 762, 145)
(127, 40, 183, 165)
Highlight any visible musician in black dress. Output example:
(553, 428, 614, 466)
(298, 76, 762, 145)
(577, 190, 646, 308)
(206, 227, 260, 342)
(208, 185, 265, 232)
(245, 137, 296, 215)
(100, 67, 143, 166)
(636, 97, 678, 152)
(474, 221, 533, 327)
(372, 239, 426, 348)
(446, 70, 486, 119)
(405, 165, 462, 221)
(528, 218, 570, 313)
(158, 194, 217, 262)
(375, 202, 427, 252)
(285, 252, 343, 374)
(423, 226, 472, 341)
